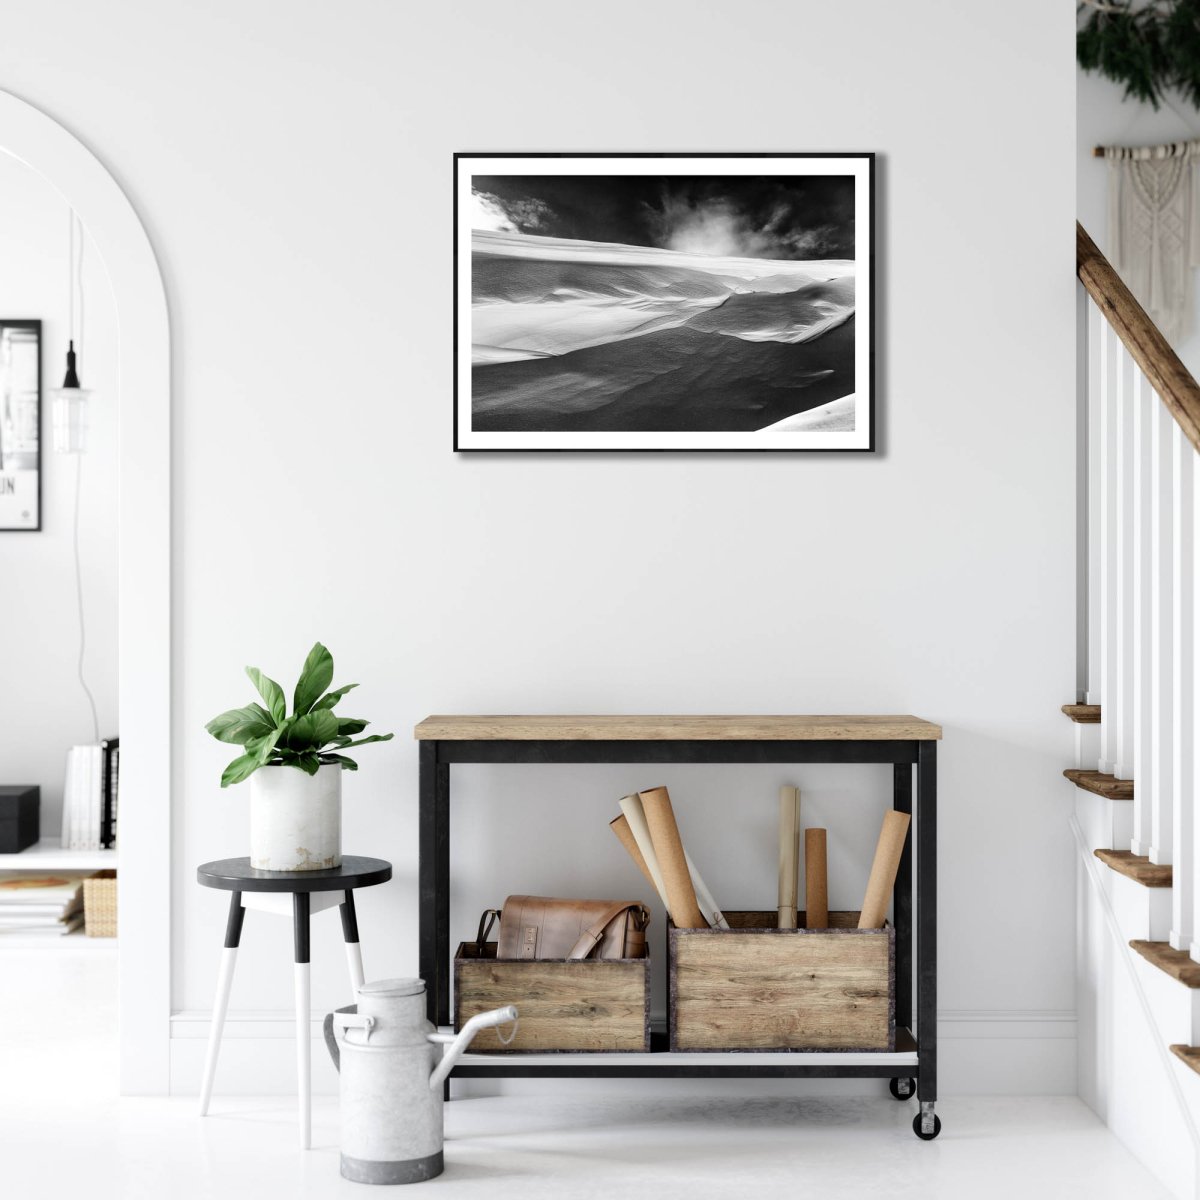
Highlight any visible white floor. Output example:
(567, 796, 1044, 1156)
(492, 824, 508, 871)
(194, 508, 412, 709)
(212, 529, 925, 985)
(0, 952, 1173, 1199)
(0, 1092, 1171, 1200)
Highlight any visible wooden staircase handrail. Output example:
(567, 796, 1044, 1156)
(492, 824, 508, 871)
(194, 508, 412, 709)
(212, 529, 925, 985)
(1077, 221, 1200, 455)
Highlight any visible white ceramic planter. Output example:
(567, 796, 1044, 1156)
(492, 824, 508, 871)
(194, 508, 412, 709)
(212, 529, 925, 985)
(250, 762, 342, 871)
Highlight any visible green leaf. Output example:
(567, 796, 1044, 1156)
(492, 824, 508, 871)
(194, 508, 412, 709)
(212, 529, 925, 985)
(336, 717, 369, 737)
(281, 708, 340, 752)
(246, 666, 286, 724)
(312, 683, 358, 712)
(220, 752, 261, 787)
(206, 703, 275, 746)
(293, 752, 321, 776)
(252, 725, 285, 765)
(319, 753, 359, 771)
(293, 642, 335, 716)
(335, 733, 394, 751)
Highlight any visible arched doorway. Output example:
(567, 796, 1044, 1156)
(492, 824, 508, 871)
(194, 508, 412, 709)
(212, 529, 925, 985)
(0, 89, 170, 1093)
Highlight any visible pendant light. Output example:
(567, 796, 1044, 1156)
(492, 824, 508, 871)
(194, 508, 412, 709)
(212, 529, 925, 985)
(51, 212, 93, 454)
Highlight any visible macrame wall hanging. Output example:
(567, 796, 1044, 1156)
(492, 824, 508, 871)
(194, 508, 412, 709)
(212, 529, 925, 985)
(1101, 141, 1200, 343)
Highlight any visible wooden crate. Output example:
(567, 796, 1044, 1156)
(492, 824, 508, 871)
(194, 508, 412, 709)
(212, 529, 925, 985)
(454, 941, 650, 1053)
(669, 910, 894, 1052)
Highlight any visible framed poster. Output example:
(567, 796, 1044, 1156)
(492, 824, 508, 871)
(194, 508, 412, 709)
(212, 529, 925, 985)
(454, 153, 873, 452)
(0, 320, 41, 529)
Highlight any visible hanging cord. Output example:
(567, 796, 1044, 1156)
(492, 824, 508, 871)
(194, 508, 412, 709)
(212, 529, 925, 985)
(76, 211, 84, 376)
(72, 452, 99, 744)
(68, 208, 99, 745)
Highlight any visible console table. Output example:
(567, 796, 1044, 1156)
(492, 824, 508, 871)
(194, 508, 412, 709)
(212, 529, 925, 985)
(414, 714, 942, 1139)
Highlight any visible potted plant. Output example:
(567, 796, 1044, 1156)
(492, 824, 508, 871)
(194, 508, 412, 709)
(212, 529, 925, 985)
(205, 642, 393, 871)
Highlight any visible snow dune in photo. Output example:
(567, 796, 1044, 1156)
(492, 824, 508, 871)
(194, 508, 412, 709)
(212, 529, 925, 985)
(470, 230, 856, 433)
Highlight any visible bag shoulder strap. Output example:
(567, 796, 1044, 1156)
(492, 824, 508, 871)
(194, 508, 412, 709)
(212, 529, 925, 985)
(566, 901, 649, 960)
(475, 908, 501, 947)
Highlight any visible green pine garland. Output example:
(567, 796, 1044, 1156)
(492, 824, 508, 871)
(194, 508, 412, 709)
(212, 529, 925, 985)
(1078, 1, 1200, 109)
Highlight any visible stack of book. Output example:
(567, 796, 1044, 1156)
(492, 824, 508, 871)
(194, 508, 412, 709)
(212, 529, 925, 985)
(0, 872, 87, 936)
(60, 738, 119, 851)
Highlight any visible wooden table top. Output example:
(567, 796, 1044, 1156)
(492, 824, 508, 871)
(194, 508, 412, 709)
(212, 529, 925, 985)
(413, 715, 942, 742)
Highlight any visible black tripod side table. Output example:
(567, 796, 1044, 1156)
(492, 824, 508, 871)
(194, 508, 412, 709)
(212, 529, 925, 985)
(196, 855, 391, 1148)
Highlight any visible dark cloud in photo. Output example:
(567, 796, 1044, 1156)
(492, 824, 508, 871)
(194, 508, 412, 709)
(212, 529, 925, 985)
(471, 173, 855, 260)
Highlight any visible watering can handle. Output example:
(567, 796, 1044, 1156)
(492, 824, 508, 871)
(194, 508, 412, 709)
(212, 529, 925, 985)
(324, 1005, 374, 1072)
(322, 1012, 340, 1073)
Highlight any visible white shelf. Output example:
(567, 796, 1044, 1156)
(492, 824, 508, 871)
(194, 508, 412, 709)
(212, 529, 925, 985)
(0, 930, 116, 950)
(440, 1026, 919, 1069)
(0, 837, 117, 871)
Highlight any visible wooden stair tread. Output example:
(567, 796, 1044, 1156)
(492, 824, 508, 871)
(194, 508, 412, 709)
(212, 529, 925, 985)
(1094, 849, 1173, 887)
(1130, 941, 1200, 987)
(1170, 1045, 1200, 1076)
(1062, 704, 1101, 724)
(1063, 769, 1134, 799)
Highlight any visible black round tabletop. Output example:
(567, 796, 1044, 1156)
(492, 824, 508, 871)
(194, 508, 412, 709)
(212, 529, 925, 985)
(197, 856, 392, 893)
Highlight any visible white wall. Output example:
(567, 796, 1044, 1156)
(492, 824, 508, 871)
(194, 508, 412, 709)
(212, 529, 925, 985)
(0, 152, 117, 835)
(0, 0, 1076, 1094)
(1078, 69, 1200, 373)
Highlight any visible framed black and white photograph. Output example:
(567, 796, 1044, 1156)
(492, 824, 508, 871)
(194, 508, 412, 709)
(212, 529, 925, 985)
(454, 154, 873, 452)
(0, 319, 42, 528)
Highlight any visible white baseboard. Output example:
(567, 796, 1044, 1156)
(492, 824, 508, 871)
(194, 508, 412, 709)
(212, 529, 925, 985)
(170, 1008, 1077, 1098)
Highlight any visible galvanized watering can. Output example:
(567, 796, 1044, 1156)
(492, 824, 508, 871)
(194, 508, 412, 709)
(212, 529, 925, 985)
(324, 977, 517, 1184)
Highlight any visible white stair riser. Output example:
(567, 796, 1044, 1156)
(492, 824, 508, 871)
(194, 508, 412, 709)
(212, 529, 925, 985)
(1073, 723, 1101, 771)
(1130, 955, 1200, 1047)
(1106, 871, 1172, 943)
(1074, 789, 1133, 855)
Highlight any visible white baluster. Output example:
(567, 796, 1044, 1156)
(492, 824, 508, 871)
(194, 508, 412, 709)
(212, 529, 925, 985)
(1148, 398, 1175, 861)
(1114, 347, 1136, 780)
(1098, 319, 1119, 774)
(1130, 369, 1154, 853)
(1167, 424, 1194, 953)
(1087, 300, 1103, 711)
(1191, 440, 1200, 964)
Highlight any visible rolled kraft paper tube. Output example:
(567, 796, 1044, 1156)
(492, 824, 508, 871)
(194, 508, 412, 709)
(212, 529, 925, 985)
(805, 828, 828, 929)
(616, 795, 671, 914)
(638, 786, 707, 929)
(858, 810, 912, 929)
(609, 813, 662, 900)
(683, 849, 730, 930)
(778, 786, 799, 929)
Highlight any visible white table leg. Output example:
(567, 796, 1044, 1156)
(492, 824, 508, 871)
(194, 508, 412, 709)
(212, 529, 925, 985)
(295, 960, 311, 1149)
(340, 890, 365, 997)
(345, 940, 365, 993)
(198, 946, 238, 1115)
(293, 890, 311, 1151)
(200, 892, 244, 1116)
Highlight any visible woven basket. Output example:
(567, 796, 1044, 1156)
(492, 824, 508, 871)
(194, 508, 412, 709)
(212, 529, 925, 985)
(83, 870, 117, 938)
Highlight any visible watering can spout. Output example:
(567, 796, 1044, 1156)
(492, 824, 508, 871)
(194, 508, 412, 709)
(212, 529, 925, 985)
(428, 1006, 518, 1090)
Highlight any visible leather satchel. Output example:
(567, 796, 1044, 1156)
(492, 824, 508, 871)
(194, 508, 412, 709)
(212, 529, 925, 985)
(476, 895, 649, 961)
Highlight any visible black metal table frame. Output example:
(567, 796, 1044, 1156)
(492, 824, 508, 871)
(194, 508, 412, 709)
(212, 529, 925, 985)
(418, 738, 936, 1122)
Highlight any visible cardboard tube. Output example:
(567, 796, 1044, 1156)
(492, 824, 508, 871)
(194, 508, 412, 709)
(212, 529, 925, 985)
(805, 828, 828, 929)
(683, 849, 730, 930)
(610, 813, 661, 899)
(639, 786, 707, 929)
(778, 786, 799, 929)
(617, 795, 671, 913)
(858, 810, 911, 928)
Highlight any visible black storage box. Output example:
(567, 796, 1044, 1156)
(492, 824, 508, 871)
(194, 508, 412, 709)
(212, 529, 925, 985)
(0, 786, 39, 853)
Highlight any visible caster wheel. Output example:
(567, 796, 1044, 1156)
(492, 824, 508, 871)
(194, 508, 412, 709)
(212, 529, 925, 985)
(913, 1112, 942, 1141)
(889, 1077, 915, 1101)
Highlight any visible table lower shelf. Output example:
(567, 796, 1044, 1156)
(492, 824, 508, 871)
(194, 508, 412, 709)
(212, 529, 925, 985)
(447, 1026, 919, 1079)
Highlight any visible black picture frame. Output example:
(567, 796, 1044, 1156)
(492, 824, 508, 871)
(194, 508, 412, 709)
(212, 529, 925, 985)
(0, 319, 43, 529)
(454, 153, 875, 453)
